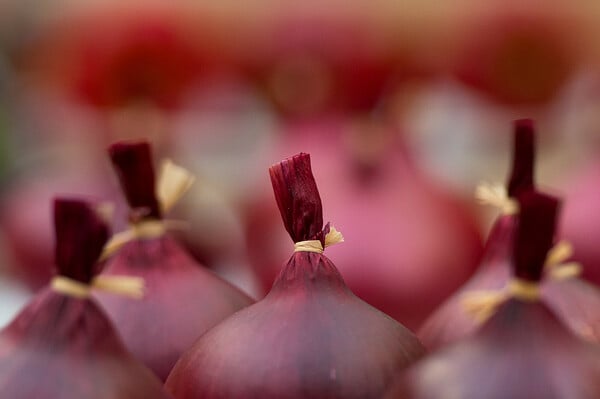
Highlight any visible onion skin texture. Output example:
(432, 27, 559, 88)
(389, 192, 600, 398)
(419, 212, 600, 348)
(0, 289, 171, 399)
(166, 252, 425, 399)
(418, 214, 514, 349)
(387, 300, 600, 399)
(95, 235, 254, 381)
(543, 278, 600, 343)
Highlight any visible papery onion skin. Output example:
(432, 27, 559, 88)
(96, 235, 254, 381)
(418, 214, 514, 349)
(542, 277, 600, 343)
(96, 141, 254, 381)
(167, 252, 425, 399)
(166, 152, 425, 399)
(0, 290, 170, 399)
(388, 300, 600, 399)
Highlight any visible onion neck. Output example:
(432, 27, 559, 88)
(53, 198, 109, 284)
(3, 289, 126, 355)
(269, 252, 351, 296)
(109, 141, 162, 219)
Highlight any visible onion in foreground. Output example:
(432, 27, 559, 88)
(166, 152, 425, 399)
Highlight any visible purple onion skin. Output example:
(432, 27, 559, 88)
(543, 278, 600, 343)
(418, 215, 515, 349)
(0, 288, 171, 399)
(388, 299, 600, 399)
(95, 235, 254, 381)
(166, 251, 425, 399)
(561, 160, 600, 285)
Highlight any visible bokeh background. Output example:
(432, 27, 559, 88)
(1, 0, 599, 328)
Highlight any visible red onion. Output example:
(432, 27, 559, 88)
(17, 4, 206, 111)
(95, 141, 254, 381)
(166, 152, 425, 398)
(560, 159, 600, 285)
(418, 119, 534, 349)
(0, 197, 170, 398)
(450, 3, 579, 105)
(419, 119, 600, 349)
(240, 16, 394, 118)
(246, 120, 483, 329)
(387, 191, 600, 399)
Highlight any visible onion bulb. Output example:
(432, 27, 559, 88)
(387, 191, 600, 399)
(166, 152, 425, 398)
(419, 119, 600, 349)
(560, 159, 600, 285)
(418, 119, 535, 349)
(95, 141, 253, 381)
(450, 3, 579, 105)
(0, 197, 170, 398)
(245, 120, 483, 329)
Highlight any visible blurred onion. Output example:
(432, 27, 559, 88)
(0, 197, 170, 398)
(420, 119, 600, 349)
(388, 191, 600, 399)
(96, 141, 254, 381)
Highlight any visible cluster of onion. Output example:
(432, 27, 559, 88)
(420, 119, 600, 349)
(387, 120, 600, 398)
(387, 190, 600, 398)
(3, 119, 600, 399)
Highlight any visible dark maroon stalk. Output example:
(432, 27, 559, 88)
(507, 118, 535, 197)
(54, 198, 109, 283)
(269, 152, 324, 243)
(512, 190, 560, 282)
(109, 141, 162, 220)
